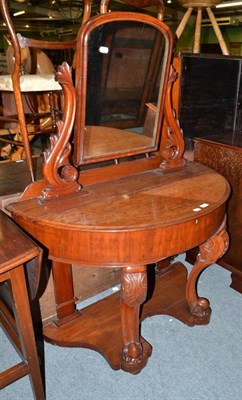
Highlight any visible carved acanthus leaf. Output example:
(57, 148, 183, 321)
(198, 217, 229, 264)
(121, 271, 147, 307)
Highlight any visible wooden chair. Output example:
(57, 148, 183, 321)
(6, 1, 230, 375)
(0, 210, 45, 398)
(0, 0, 92, 181)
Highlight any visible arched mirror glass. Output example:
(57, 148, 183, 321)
(74, 13, 173, 166)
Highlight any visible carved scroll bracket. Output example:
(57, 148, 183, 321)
(186, 216, 229, 318)
(41, 62, 82, 199)
(160, 65, 187, 171)
(120, 266, 151, 373)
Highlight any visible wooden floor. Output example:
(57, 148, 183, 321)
(0, 157, 43, 197)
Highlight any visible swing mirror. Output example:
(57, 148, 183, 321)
(73, 12, 173, 166)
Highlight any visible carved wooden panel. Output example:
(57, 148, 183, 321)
(194, 135, 242, 290)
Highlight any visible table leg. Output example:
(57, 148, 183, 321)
(120, 265, 152, 373)
(10, 266, 45, 398)
(186, 217, 229, 319)
(52, 260, 80, 326)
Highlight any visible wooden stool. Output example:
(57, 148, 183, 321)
(176, 1, 229, 55)
(0, 210, 45, 399)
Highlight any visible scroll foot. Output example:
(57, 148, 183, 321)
(186, 217, 229, 320)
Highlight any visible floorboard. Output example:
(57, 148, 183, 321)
(0, 157, 43, 197)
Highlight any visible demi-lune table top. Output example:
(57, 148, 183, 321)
(7, 161, 229, 268)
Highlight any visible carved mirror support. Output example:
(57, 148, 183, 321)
(41, 62, 82, 199)
(33, 7, 186, 201)
(160, 65, 186, 170)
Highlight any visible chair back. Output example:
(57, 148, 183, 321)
(0, 0, 92, 181)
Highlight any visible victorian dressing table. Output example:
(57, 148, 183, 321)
(6, 2, 230, 374)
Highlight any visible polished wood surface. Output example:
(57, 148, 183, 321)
(84, 125, 152, 159)
(8, 163, 228, 265)
(7, 161, 230, 372)
(193, 133, 242, 293)
(6, 7, 230, 374)
(0, 157, 122, 323)
(0, 211, 45, 398)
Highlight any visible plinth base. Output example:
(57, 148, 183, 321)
(43, 262, 211, 373)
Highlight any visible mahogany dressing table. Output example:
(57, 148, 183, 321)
(6, 7, 230, 374)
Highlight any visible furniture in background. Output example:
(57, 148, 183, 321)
(193, 133, 242, 293)
(6, 3, 230, 374)
(177, 53, 242, 147)
(0, 0, 63, 181)
(174, 53, 242, 293)
(175, 0, 229, 55)
(100, 0, 164, 20)
(0, 210, 44, 398)
(0, 0, 93, 181)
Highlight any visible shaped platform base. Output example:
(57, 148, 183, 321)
(43, 262, 211, 372)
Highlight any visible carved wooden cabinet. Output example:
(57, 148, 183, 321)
(193, 133, 242, 293)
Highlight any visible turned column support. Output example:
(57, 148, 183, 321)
(52, 260, 80, 326)
(186, 217, 229, 318)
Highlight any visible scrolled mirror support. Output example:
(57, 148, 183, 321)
(41, 62, 82, 199)
(160, 65, 187, 170)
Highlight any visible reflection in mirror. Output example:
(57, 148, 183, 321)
(74, 15, 172, 165)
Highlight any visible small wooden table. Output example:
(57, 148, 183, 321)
(0, 211, 44, 397)
(7, 161, 230, 374)
(193, 132, 242, 293)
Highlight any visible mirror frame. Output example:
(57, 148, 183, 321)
(73, 11, 173, 166)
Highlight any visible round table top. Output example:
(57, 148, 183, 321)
(7, 162, 230, 266)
